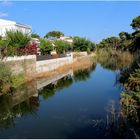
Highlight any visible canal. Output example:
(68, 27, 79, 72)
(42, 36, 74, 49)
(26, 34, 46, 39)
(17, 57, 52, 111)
(0, 57, 136, 138)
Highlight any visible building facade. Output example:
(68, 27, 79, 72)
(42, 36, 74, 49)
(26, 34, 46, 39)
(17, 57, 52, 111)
(59, 36, 73, 43)
(0, 19, 32, 37)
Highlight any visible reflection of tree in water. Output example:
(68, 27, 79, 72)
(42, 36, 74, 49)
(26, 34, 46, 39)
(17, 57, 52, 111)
(73, 63, 96, 82)
(40, 75, 73, 100)
(73, 69, 90, 82)
(0, 93, 39, 130)
(97, 53, 132, 71)
(40, 62, 96, 100)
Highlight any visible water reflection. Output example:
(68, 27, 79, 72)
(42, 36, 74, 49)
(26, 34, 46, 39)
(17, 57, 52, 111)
(39, 76, 73, 100)
(96, 52, 133, 71)
(0, 61, 96, 131)
(0, 54, 137, 138)
(0, 91, 39, 130)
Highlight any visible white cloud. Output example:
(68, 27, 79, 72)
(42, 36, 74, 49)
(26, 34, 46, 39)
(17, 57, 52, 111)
(0, 12, 8, 17)
(0, 0, 13, 6)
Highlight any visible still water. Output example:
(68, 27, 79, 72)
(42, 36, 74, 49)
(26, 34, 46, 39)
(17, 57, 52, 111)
(0, 63, 125, 138)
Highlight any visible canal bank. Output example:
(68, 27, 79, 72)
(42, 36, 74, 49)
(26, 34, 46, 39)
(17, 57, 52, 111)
(1, 53, 96, 85)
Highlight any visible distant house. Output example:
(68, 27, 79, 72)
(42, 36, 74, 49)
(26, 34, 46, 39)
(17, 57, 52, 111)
(58, 36, 73, 43)
(31, 38, 41, 55)
(0, 19, 32, 37)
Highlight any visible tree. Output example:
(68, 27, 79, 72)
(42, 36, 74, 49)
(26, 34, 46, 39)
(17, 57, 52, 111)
(119, 32, 131, 40)
(44, 31, 64, 39)
(40, 39, 53, 54)
(54, 40, 72, 54)
(97, 37, 120, 50)
(129, 33, 140, 52)
(31, 33, 40, 39)
(131, 16, 140, 31)
(72, 37, 95, 52)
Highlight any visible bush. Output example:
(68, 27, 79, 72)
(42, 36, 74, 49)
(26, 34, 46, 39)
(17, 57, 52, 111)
(54, 40, 72, 54)
(2, 30, 32, 56)
(40, 39, 53, 54)
(0, 62, 12, 94)
(17, 42, 37, 55)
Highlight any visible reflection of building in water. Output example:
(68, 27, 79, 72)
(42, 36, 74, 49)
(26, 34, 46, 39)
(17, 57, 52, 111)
(37, 69, 73, 90)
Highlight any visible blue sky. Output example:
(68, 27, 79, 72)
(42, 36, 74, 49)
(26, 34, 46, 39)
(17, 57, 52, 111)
(0, 1, 140, 42)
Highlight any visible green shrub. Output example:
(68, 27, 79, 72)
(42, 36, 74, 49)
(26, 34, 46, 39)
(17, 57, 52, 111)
(11, 74, 25, 88)
(39, 39, 53, 54)
(0, 62, 12, 94)
(54, 40, 72, 54)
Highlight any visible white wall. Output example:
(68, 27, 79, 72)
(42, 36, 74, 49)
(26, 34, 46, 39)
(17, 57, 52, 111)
(36, 55, 73, 73)
(0, 19, 32, 37)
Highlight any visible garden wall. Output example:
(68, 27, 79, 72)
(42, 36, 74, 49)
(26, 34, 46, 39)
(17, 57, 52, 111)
(3, 55, 36, 75)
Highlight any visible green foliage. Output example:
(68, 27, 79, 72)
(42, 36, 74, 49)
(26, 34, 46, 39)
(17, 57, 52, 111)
(129, 31, 140, 52)
(0, 39, 9, 59)
(40, 76, 73, 100)
(119, 32, 131, 40)
(6, 30, 31, 49)
(54, 40, 72, 54)
(44, 31, 64, 39)
(97, 36, 120, 50)
(131, 16, 140, 31)
(39, 39, 53, 54)
(0, 62, 12, 94)
(119, 53, 140, 131)
(119, 39, 132, 51)
(0, 30, 31, 56)
(124, 69, 140, 91)
(72, 36, 95, 52)
(11, 74, 25, 88)
(31, 33, 40, 39)
(73, 69, 91, 82)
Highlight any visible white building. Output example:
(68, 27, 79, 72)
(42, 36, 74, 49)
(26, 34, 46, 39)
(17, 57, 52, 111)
(58, 36, 73, 43)
(0, 19, 32, 37)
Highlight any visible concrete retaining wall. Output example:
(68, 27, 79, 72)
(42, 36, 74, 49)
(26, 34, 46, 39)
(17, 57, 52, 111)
(3, 55, 36, 75)
(36, 54, 73, 73)
(2, 54, 73, 75)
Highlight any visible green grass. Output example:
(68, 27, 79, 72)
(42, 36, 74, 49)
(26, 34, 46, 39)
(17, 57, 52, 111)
(11, 74, 25, 88)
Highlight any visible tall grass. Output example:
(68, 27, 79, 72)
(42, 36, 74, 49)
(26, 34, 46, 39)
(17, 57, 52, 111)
(96, 48, 133, 71)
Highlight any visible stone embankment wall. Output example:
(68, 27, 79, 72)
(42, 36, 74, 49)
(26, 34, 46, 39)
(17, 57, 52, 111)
(2, 54, 73, 75)
(3, 55, 36, 75)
